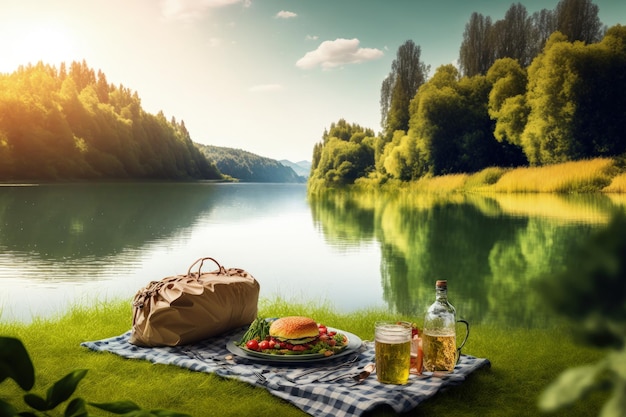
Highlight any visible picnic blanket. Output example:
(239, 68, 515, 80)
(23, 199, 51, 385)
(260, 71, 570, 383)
(81, 329, 490, 417)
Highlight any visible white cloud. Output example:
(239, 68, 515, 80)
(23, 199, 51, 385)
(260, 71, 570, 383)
(296, 38, 384, 70)
(276, 10, 297, 19)
(161, 0, 246, 20)
(305, 34, 319, 41)
(249, 84, 283, 93)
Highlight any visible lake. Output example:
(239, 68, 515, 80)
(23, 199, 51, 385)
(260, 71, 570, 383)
(1, 182, 624, 328)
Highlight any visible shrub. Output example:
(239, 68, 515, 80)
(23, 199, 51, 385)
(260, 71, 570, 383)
(0, 337, 190, 417)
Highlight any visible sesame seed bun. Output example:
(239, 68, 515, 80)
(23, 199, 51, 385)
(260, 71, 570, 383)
(269, 316, 319, 344)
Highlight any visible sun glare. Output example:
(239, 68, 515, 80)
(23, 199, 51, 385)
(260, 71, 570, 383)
(0, 22, 78, 73)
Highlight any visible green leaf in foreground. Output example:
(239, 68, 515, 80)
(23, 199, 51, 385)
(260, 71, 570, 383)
(599, 379, 626, 417)
(0, 399, 18, 417)
(89, 400, 142, 414)
(0, 337, 35, 390)
(23, 393, 48, 411)
(90, 401, 192, 417)
(65, 397, 89, 417)
(538, 363, 602, 411)
(45, 369, 88, 409)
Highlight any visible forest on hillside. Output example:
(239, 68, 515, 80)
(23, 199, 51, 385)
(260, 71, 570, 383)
(0, 60, 221, 181)
(310, 0, 626, 187)
(198, 144, 305, 183)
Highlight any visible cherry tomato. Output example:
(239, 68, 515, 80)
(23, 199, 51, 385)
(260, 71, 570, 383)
(258, 340, 270, 350)
(246, 340, 259, 351)
(318, 326, 327, 334)
(292, 345, 306, 351)
(328, 331, 336, 337)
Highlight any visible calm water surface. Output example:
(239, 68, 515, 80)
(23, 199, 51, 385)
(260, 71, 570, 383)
(0, 182, 623, 328)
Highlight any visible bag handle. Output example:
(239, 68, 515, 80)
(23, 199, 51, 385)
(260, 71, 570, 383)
(187, 257, 225, 277)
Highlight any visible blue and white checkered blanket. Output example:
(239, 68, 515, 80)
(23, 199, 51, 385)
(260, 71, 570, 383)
(81, 329, 490, 417)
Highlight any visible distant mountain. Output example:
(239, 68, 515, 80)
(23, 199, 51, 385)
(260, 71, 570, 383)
(280, 160, 311, 178)
(196, 144, 306, 183)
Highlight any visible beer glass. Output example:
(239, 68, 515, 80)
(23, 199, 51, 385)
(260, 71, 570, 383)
(375, 321, 412, 384)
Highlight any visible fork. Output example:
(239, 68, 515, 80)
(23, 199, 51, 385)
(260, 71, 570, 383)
(285, 354, 360, 382)
(182, 349, 233, 370)
(253, 371, 267, 384)
(322, 363, 375, 384)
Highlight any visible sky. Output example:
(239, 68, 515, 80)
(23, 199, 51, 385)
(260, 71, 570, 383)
(1, 0, 625, 162)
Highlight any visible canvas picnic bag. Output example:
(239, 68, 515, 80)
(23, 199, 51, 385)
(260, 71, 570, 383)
(129, 257, 260, 347)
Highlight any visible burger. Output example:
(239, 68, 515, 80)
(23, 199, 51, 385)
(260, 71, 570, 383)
(269, 316, 320, 345)
(240, 315, 348, 355)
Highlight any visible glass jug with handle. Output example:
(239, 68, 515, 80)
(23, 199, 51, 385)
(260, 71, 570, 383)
(422, 280, 470, 372)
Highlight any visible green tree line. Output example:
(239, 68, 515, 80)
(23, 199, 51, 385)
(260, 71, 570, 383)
(310, 0, 626, 187)
(459, 0, 605, 77)
(0, 60, 221, 181)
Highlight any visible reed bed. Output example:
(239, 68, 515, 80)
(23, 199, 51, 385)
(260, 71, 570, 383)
(602, 172, 626, 193)
(349, 158, 624, 195)
(375, 173, 470, 194)
(490, 158, 618, 193)
(463, 167, 508, 190)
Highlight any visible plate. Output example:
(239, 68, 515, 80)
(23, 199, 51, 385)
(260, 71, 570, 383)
(226, 327, 363, 364)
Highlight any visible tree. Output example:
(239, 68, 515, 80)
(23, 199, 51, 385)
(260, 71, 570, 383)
(492, 3, 533, 67)
(522, 33, 579, 165)
(522, 26, 626, 165)
(380, 40, 430, 139)
(459, 12, 494, 77)
(0, 60, 220, 180)
(568, 24, 626, 158)
(459, 0, 606, 77)
(404, 65, 525, 177)
(487, 58, 529, 147)
(529, 8, 557, 57)
(309, 120, 376, 185)
(555, 0, 604, 44)
(381, 130, 419, 180)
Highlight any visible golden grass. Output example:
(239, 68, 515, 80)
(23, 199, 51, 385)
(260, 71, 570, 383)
(603, 172, 626, 193)
(491, 158, 618, 193)
(463, 167, 508, 190)
(346, 158, 625, 195)
(382, 173, 469, 194)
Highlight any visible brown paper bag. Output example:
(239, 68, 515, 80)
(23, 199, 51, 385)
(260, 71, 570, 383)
(129, 257, 260, 347)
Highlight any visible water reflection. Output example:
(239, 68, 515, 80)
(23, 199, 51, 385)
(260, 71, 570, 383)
(309, 190, 621, 328)
(0, 182, 216, 260)
(1, 182, 622, 327)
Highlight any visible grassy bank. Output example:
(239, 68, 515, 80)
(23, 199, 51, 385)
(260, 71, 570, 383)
(0, 298, 608, 417)
(351, 157, 626, 194)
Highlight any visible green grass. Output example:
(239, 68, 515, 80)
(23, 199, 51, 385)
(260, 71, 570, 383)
(0, 298, 609, 417)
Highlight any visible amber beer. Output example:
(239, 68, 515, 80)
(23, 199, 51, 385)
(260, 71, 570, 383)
(422, 330, 456, 372)
(375, 322, 411, 384)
